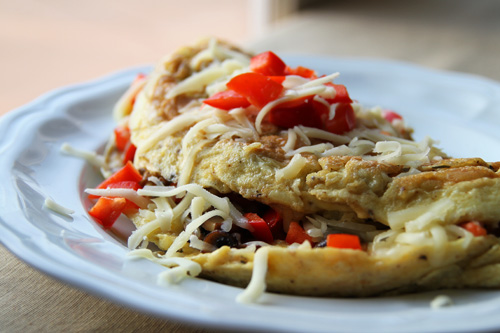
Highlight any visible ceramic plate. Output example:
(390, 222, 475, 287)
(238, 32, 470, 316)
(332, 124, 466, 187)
(1, 57, 500, 332)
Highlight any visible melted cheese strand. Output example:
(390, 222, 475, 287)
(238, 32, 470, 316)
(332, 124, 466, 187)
(135, 111, 210, 156)
(190, 196, 206, 220)
(178, 139, 210, 186)
(128, 219, 160, 249)
(138, 184, 230, 214)
(298, 126, 351, 145)
(292, 126, 311, 146)
(44, 198, 74, 216)
(60, 143, 106, 169)
(166, 209, 227, 257)
(286, 143, 334, 156)
(189, 234, 216, 252)
(236, 246, 269, 304)
(283, 128, 298, 152)
(84, 188, 150, 208)
(166, 65, 226, 99)
(128, 248, 202, 283)
(152, 197, 174, 232)
(299, 72, 340, 89)
(276, 154, 308, 181)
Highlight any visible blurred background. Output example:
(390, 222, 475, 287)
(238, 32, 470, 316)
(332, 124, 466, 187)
(1, 0, 500, 332)
(2, 0, 500, 114)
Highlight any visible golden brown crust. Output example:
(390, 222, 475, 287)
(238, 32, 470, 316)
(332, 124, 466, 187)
(192, 236, 500, 296)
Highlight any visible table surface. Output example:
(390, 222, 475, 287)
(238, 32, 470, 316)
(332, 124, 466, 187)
(2, 0, 500, 331)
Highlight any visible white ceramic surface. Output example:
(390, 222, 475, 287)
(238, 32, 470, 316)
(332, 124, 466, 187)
(1, 58, 500, 333)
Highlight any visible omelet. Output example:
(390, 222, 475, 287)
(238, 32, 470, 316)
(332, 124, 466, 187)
(96, 38, 500, 298)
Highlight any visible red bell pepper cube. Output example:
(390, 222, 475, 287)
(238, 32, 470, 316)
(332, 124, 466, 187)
(285, 221, 313, 245)
(325, 83, 352, 104)
(326, 234, 362, 250)
(123, 143, 137, 164)
(381, 110, 403, 123)
(244, 212, 274, 244)
(324, 103, 356, 134)
(227, 72, 284, 108)
(262, 208, 284, 239)
(285, 66, 317, 79)
(203, 90, 251, 110)
(114, 125, 131, 151)
(88, 197, 127, 229)
(460, 221, 487, 236)
(250, 51, 287, 76)
(268, 95, 328, 129)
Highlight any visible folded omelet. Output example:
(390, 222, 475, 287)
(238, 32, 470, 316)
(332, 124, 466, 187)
(99, 38, 500, 298)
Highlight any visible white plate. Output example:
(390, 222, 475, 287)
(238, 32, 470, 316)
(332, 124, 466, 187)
(1, 57, 500, 333)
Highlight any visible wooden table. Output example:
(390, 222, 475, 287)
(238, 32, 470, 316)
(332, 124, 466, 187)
(2, 0, 500, 331)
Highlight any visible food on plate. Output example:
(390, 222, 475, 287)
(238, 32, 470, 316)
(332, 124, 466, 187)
(85, 38, 500, 299)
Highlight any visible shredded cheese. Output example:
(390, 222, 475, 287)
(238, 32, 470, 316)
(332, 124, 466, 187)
(138, 184, 230, 214)
(128, 248, 202, 284)
(430, 295, 454, 309)
(43, 197, 74, 216)
(60, 143, 106, 169)
(84, 188, 150, 209)
(166, 209, 227, 257)
(275, 154, 308, 181)
(236, 246, 269, 304)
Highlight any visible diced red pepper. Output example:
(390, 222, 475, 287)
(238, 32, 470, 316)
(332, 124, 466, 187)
(326, 234, 362, 250)
(89, 197, 127, 229)
(460, 221, 488, 237)
(268, 96, 328, 129)
(285, 221, 313, 245)
(262, 208, 284, 239)
(285, 66, 317, 79)
(268, 76, 286, 84)
(382, 110, 403, 123)
(227, 72, 283, 108)
(250, 51, 287, 76)
(114, 125, 131, 151)
(244, 213, 274, 244)
(96, 161, 143, 192)
(203, 90, 251, 110)
(325, 83, 352, 104)
(324, 103, 356, 134)
(130, 73, 147, 107)
(123, 143, 137, 164)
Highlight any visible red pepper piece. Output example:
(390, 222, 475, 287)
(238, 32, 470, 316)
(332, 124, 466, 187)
(114, 125, 131, 151)
(95, 161, 142, 192)
(326, 234, 362, 250)
(324, 103, 356, 134)
(382, 110, 403, 123)
(88, 197, 127, 229)
(227, 72, 283, 108)
(130, 73, 147, 107)
(460, 221, 488, 236)
(123, 143, 137, 164)
(325, 83, 352, 104)
(203, 90, 251, 110)
(285, 221, 313, 245)
(244, 213, 274, 244)
(250, 51, 287, 76)
(268, 96, 328, 129)
(285, 66, 317, 79)
(262, 208, 284, 239)
(268, 76, 286, 84)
